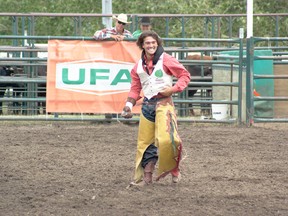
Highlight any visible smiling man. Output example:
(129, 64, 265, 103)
(122, 31, 191, 186)
(93, 13, 133, 41)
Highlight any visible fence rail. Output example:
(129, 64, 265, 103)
(1, 12, 288, 43)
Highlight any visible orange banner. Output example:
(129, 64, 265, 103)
(46, 40, 142, 113)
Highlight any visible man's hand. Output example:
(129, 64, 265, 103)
(121, 106, 133, 118)
(111, 35, 125, 41)
(160, 86, 173, 97)
(121, 98, 135, 118)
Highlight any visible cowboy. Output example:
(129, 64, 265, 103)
(132, 17, 152, 38)
(93, 13, 133, 41)
(122, 31, 191, 186)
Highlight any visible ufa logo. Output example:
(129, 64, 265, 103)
(55, 58, 134, 96)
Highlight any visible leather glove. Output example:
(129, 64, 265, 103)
(121, 106, 133, 119)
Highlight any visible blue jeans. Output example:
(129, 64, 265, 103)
(141, 97, 159, 122)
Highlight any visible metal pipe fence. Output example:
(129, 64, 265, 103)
(1, 12, 288, 44)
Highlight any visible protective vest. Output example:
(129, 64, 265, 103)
(136, 54, 173, 99)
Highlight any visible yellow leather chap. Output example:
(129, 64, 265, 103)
(133, 97, 182, 183)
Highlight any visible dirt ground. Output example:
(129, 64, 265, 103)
(0, 121, 287, 216)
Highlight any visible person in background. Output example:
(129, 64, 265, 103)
(122, 31, 191, 186)
(93, 13, 133, 41)
(132, 17, 152, 38)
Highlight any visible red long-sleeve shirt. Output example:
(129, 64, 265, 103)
(128, 52, 191, 100)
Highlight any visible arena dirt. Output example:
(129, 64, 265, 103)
(0, 121, 287, 216)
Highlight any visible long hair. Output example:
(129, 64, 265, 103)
(136, 30, 162, 49)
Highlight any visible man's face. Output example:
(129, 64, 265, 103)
(116, 20, 125, 33)
(142, 36, 158, 56)
(140, 24, 151, 32)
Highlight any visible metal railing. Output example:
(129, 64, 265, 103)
(1, 13, 288, 45)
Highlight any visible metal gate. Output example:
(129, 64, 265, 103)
(246, 37, 288, 125)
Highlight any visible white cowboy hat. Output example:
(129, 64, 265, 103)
(112, 13, 131, 24)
